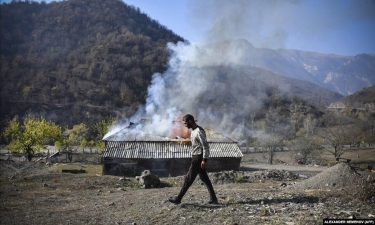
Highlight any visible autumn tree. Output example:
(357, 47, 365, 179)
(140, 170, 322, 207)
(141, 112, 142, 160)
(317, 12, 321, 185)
(66, 123, 89, 147)
(3, 116, 62, 161)
(55, 123, 88, 162)
(80, 139, 98, 154)
(93, 116, 115, 151)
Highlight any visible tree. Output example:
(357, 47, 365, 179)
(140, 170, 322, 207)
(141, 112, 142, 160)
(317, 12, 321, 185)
(94, 116, 115, 139)
(258, 134, 282, 164)
(290, 101, 310, 134)
(303, 114, 317, 136)
(93, 116, 115, 152)
(55, 123, 88, 162)
(3, 116, 62, 161)
(249, 111, 256, 134)
(80, 139, 97, 154)
(55, 130, 74, 162)
(289, 136, 323, 165)
(67, 123, 89, 146)
(264, 107, 280, 134)
(319, 125, 350, 159)
(318, 115, 360, 159)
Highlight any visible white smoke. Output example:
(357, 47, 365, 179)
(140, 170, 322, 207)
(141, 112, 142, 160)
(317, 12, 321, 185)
(104, 40, 266, 140)
(189, 0, 299, 49)
(105, 0, 375, 140)
(105, 0, 292, 140)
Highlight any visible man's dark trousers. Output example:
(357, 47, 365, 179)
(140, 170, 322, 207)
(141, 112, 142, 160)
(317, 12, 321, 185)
(177, 154, 217, 200)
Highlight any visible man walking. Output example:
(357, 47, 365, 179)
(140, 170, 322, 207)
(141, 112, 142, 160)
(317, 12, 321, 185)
(168, 114, 218, 204)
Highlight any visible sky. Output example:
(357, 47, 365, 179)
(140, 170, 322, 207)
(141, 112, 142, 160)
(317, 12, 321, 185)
(1, 0, 375, 56)
(123, 0, 375, 56)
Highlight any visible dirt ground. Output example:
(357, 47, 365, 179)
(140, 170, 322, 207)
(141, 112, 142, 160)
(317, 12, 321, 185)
(1, 151, 375, 225)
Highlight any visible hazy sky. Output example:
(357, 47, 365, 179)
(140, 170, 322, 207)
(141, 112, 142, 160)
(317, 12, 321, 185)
(2, 0, 375, 56)
(123, 0, 375, 56)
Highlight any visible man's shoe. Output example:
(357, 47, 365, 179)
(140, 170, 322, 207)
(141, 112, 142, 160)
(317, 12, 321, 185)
(207, 198, 218, 204)
(168, 197, 181, 204)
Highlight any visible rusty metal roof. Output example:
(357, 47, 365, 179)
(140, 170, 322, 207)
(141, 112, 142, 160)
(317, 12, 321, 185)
(102, 141, 243, 159)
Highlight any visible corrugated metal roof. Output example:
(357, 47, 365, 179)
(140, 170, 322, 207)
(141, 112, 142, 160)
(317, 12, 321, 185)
(102, 141, 243, 159)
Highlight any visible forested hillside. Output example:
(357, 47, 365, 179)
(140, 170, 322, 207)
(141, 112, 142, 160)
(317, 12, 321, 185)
(340, 85, 375, 109)
(0, 0, 185, 128)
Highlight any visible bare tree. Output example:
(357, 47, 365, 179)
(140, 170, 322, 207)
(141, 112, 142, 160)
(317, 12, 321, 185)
(264, 107, 280, 134)
(318, 115, 360, 159)
(258, 134, 282, 164)
(289, 136, 323, 164)
(303, 114, 317, 136)
(290, 101, 310, 134)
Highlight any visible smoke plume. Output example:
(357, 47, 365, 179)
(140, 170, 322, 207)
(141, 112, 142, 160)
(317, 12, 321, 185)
(104, 39, 267, 140)
(104, 0, 375, 140)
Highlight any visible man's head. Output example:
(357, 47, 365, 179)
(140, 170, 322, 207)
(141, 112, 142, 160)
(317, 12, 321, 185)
(182, 114, 195, 129)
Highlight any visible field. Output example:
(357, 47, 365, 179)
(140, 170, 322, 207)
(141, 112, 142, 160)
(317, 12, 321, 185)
(242, 148, 375, 167)
(0, 148, 374, 225)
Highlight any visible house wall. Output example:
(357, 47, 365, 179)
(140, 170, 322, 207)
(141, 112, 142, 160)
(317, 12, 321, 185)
(207, 158, 242, 172)
(102, 158, 138, 176)
(102, 157, 242, 177)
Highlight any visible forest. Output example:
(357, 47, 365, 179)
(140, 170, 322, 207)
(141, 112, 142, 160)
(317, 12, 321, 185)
(0, 0, 185, 132)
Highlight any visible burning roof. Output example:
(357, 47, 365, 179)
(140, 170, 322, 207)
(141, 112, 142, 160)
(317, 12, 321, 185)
(103, 118, 236, 143)
(101, 120, 243, 160)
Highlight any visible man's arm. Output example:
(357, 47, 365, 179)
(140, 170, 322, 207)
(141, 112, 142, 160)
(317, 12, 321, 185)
(198, 129, 209, 158)
(197, 129, 210, 168)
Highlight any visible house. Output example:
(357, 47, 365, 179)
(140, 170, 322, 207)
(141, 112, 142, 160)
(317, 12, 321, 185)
(100, 120, 243, 177)
(327, 101, 346, 109)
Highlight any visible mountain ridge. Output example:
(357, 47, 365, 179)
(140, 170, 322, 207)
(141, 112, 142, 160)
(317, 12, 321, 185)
(276, 48, 375, 95)
(203, 39, 375, 96)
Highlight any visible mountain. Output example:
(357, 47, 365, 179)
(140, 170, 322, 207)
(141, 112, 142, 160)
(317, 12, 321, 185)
(338, 85, 375, 110)
(234, 65, 343, 108)
(0, 0, 185, 128)
(204, 39, 375, 96)
(204, 39, 321, 86)
(277, 49, 375, 95)
(327, 54, 375, 95)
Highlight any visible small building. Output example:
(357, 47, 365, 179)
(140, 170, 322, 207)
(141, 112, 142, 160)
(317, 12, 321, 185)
(327, 101, 346, 109)
(101, 121, 243, 177)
